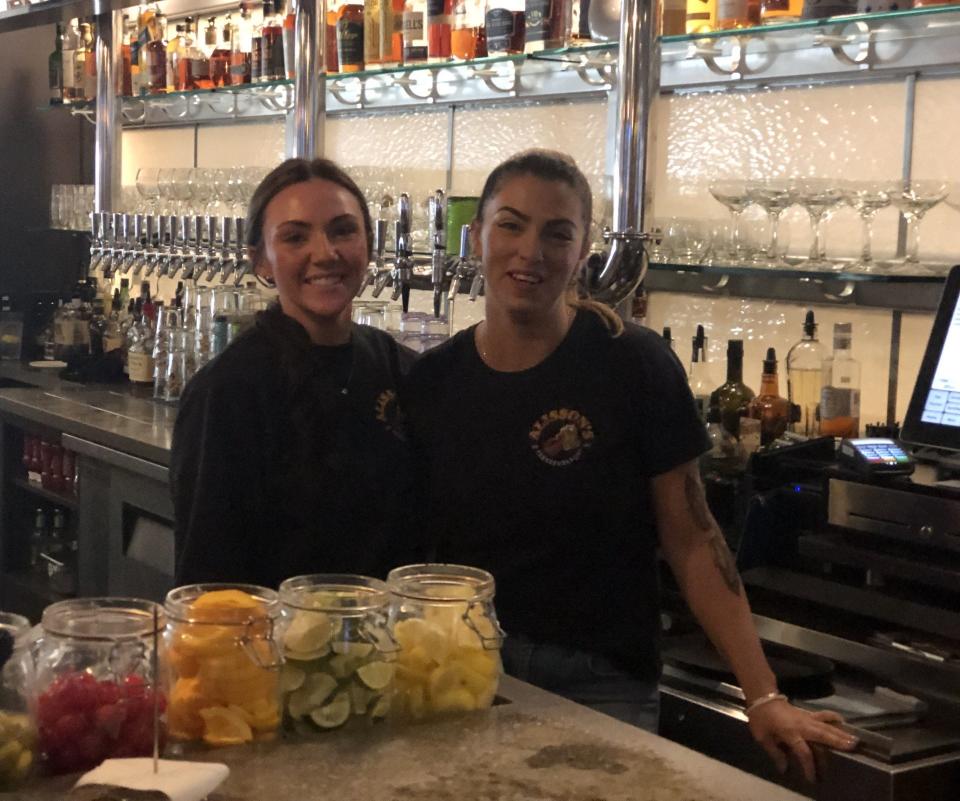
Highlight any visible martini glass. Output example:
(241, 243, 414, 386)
(708, 180, 752, 264)
(795, 179, 844, 271)
(746, 180, 798, 267)
(889, 180, 949, 274)
(841, 181, 895, 274)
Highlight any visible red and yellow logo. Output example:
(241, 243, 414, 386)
(529, 408, 594, 466)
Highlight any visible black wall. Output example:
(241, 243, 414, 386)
(0, 23, 94, 307)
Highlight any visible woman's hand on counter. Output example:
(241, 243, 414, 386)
(747, 700, 858, 783)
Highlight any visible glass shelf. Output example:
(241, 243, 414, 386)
(34, 3, 960, 123)
(646, 260, 949, 312)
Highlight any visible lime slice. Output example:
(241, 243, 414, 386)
(280, 664, 306, 693)
(286, 688, 311, 720)
(356, 661, 395, 691)
(284, 612, 334, 653)
(285, 644, 331, 662)
(309, 692, 351, 729)
(349, 683, 371, 715)
(369, 694, 392, 719)
(303, 672, 338, 708)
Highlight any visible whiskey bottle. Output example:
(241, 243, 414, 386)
(49, 23, 64, 104)
(662, 0, 687, 35)
(820, 323, 860, 439)
(167, 24, 186, 92)
(760, 0, 802, 23)
(786, 310, 824, 436)
(80, 22, 97, 102)
(251, 7, 264, 80)
(710, 339, 755, 439)
(524, 0, 570, 52)
(428, 0, 453, 60)
(230, 8, 253, 85)
(143, 13, 168, 94)
(403, 0, 429, 63)
(337, 4, 365, 71)
(485, 0, 525, 55)
(747, 348, 792, 446)
(380, 0, 405, 65)
(209, 15, 232, 87)
(262, 1, 286, 80)
(451, 0, 480, 58)
(366, 0, 383, 66)
(686, 0, 715, 32)
(283, 1, 296, 78)
(326, 0, 342, 71)
(120, 14, 133, 96)
(60, 21, 81, 103)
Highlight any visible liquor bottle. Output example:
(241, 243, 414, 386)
(450, 0, 474, 58)
(88, 298, 107, 357)
(121, 298, 138, 375)
(103, 291, 125, 353)
(127, 309, 156, 385)
(326, 0, 342, 71)
(688, 325, 714, 420)
(786, 309, 823, 436)
(262, 2, 285, 81)
(662, 326, 675, 354)
(283, 1, 296, 78)
(178, 17, 210, 90)
(61, 21, 81, 103)
(716, 0, 750, 29)
(120, 14, 133, 96)
(119, 278, 130, 309)
(365, 0, 383, 66)
(230, 7, 253, 85)
(49, 23, 64, 104)
(747, 348, 792, 446)
(760, 0, 802, 23)
(820, 322, 860, 439)
(131, 6, 155, 96)
(428, 0, 452, 60)
(337, 4, 365, 71)
(143, 12, 168, 94)
(403, 0, 429, 63)
(251, 7, 264, 81)
(524, 0, 570, 52)
(209, 16, 232, 87)
(710, 339, 755, 439)
(570, 0, 592, 42)
(662, 0, 687, 34)
(167, 23, 186, 92)
(702, 407, 743, 478)
(79, 22, 97, 102)
(380, 0, 405, 65)
(485, 0, 525, 55)
(29, 508, 47, 574)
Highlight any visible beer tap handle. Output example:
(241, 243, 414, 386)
(112, 212, 123, 244)
(234, 217, 245, 259)
(204, 216, 221, 281)
(469, 271, 484, 301)
(194, 215, 206, 249)
(179, 215, 192, 247)
(220, 217, 232, 253)
(90, 211, 100, 241)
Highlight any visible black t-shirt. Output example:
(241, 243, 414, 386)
(170, 306, 415, 589)
(406, 309, 710, 680)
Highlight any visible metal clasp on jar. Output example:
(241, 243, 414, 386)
(462, 600, 507, 651)
(239, 615, 283, 670)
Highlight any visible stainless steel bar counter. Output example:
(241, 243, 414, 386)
(6, 676, 808, 801)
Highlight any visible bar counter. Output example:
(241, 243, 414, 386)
(7, 677, 807, 801)
(0, 364, 174, 467)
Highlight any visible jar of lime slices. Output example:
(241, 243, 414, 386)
(386, 564, 505, 719)
(278, 575, 396, 733)
(164, 584, 282, 747)
(0, 612, 34, 790)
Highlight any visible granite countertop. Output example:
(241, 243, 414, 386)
(0, 364, 175, 467)
(8, 677, 809, 801)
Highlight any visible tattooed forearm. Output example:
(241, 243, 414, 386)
(684, 473, 713, 532)
(684, 472, 743, 596)
(708, 532, 743, 595)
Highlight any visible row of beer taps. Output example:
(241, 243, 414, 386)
(358, 190, 484, 314)
(88, 211, 251, 286)
(87, 190, 483, 310)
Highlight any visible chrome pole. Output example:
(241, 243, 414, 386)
(589, 0, 660, 304)
(93, 6, 122, 215)
(293, 0, 326, 158)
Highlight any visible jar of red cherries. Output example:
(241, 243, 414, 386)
(29, 598, 166, 775)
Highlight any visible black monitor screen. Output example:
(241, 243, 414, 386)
(903, 266, 960, 452)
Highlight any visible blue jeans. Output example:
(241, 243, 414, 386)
(502, 634, 660, 733)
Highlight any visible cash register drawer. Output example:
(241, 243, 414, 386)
(828, 479, 960, 552)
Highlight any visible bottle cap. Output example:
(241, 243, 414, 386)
(833, 322, 852, 348)
(727, 339, 744, 357)
(662, 326, 672, 343)
(803, 309, 817, 337)
(763, 347, 777, 374)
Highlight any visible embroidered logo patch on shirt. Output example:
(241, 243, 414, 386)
(529, 408, 594, 466)
(375, 389, 406, 440)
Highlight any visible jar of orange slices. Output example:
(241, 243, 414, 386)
(164, 584, 282, 747)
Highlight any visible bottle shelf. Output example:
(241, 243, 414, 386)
(11, 476, 79, 510)
(29, 3, 960, 124)
(646, 260, 948, 312)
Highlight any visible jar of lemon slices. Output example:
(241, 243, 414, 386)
(164, 584, 282, 747)
(386, 564, 505, 720)
(278, 575, 396, 733)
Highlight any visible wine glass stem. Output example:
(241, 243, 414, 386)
(905, 213, 922, 264)
(860, 212, 875, 263)
(730, 209, 743, 257)
(768, 211, 781, 260)
(808, 212, 825, 262)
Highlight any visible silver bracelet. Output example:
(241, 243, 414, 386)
(745, 691, 788, 716)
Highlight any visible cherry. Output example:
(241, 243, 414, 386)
(94, 703, 127, 740)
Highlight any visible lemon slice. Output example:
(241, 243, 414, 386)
(330, 641, 374, 658)
(309, 692, 351, 729)
(356, 661, 395, 691)
(284, 612, 334, 653)
(303, 672, 338, 707)
(369, 694, 392, 719)
(285, 644, 331, 661)
(199, 705, 254, 746)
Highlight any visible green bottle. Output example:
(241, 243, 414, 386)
(710, 339, 755, 438)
